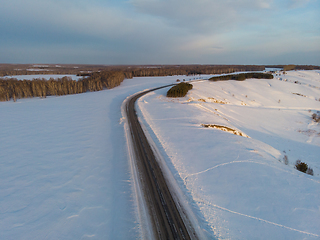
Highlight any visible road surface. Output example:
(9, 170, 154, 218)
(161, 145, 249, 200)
(125, 85, 198, 240)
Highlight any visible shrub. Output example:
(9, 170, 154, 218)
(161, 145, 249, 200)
(295, 160, 308, 173)
(167, 82, 193, 97)
(312, 112, 320, 122)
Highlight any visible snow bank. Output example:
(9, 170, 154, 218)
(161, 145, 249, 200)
(137, 70, 320, 239)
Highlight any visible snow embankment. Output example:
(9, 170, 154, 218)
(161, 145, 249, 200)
(136, 70, 320, 239)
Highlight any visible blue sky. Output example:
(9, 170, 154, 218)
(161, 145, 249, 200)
(0, 0, 319, 65)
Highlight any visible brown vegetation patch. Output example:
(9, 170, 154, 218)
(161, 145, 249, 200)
(207, 97, 228, 104)
(292, 93, 306, 97)
(201, 124, 249, 138)
(298, 129, 320, 136)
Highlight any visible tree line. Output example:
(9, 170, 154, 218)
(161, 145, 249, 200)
(0, 66, 274, 102)
(1, 64, 266, 78)
(77, 65, 266, 79)
(266, 65, 320, 71)
(1, 64, 319, 78)
(0, 71, 125, 102)
(209, 72, 273, 81)
(121, 65, 265, 78)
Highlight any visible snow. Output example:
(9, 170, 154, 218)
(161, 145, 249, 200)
(137, 70, 320, 239)
(0, 74, 197, 239)
(27, 68, 52, 71)
(265, 67, 283, 72)
(32, 65, 50, 68)
(2, 70, 319, 239)
(2, 74, 84, 81)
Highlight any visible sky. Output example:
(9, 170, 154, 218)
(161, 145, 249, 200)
(0, 0, 319, 65)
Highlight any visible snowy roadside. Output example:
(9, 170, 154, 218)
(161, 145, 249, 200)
(121, 91, 154, 240)
(134, 93, 210, 239)
(136, 70, 320, 239)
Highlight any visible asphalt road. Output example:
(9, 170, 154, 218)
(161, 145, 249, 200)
(125, 85, 198, 240)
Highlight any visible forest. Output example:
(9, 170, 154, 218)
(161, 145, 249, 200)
(0, 64, 265, 77)
(266, 65, 320, 71)
(209, 72, 274, 81)
(1, 64, 318, 78)
(0, 65, 266, 102)
(1, 64, 317, 102)
(0, 71, 124, 102)
(120, 65, 265, 78)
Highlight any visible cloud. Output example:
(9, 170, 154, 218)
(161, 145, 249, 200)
(287, 0, 310, 8)
(0, 0, 183, 49)
(0, 0, 133, 39)
(0, 0, 185, 64)
(0, 0, 318, 64)
(130, 0, 274, 34)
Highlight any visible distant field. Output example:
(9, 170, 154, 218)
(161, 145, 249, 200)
(0, 63, 266, 77)
(2, 74, 84, 81)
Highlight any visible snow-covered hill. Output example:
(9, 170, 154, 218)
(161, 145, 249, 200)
(137, 70, 320, 239)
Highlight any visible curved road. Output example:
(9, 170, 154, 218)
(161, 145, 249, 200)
(125, 85, 198, 240)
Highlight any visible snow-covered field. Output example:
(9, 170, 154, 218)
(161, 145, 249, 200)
(1, 70, 319, 239)
(0, 75, 194, 239)
(2, 74, 84, 81)
(137, 70, 320, 239)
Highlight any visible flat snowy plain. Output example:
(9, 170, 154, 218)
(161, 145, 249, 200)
(137, 70, 320, 239)
(1, 71, 319, 239)
(0, 75, 189, 239)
